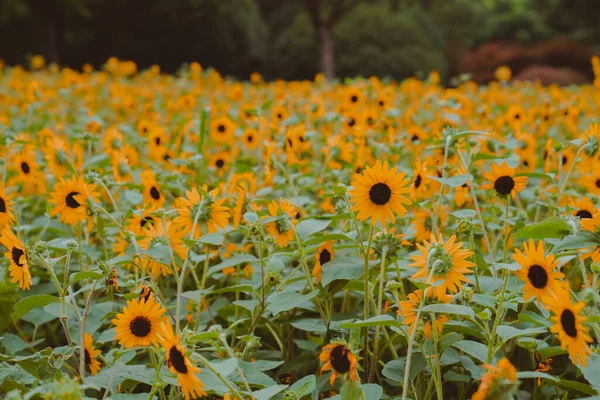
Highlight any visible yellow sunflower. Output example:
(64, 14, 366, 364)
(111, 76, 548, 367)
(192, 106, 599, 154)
(264, 198, 298, 248)
(397, 289, 450, 339)
(579, 212, 600, 263)
(480, 162, 528, 198)
(313, 241, 335, 285)
(141, 170, 165, 209)
(0, 187, 15, 228)
(159, 323, 206, 400)
(138, 220, 187, 278)
(83, 333, 101, 375)
(242, 128, 259, 150)
(549, 300, 593, 366)
(472, 358, 518, 400)
(319, 342, 359, 386)
(8, 150, 46, 195)
(210, 116, 235, 144)
(349, 160, 411, 226)
(112, 298, 166, 348)
(512, 240, 567, 304)
(173, 187, 229, 238)
(410, 234, 474, 300)
(49, 175, 99, 226)
(568, 196, 596, 220)
(209, 152, 231, 177)
(0, 228, 31, 290)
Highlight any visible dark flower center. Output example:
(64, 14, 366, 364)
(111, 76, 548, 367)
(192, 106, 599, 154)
(562, 156, 568, 165)
(369, 183, 392, 205)
(85, 349, 91, 366)
(350, 95, 358, 103)
(140, 216, 154, 229)
(576, 210, 593, 219)
(216, 159, 225, 168)
(11, 247, 25, 267)
(0, 197, 6, 213)
(277, 113, 283, 120)
(493, 176, 515, 195)
(527, 264, 548, 289)
(330, 345, 351, 373)
(595, 179, 600, 189)
(217, 124, 226, 133)
(21, 162, 30, 174)
(560, 309, 578, 338)
(367, 118, 374, 126)
(319, 249, 332, 265)
(348, 118, 355, 127)
(155, 137, 161, 145)
(414, 174, 422, 189)
(411, 134, 419, 142)
(66, 192, 81, 208)
(129, 316, 152, 337)
(247, 134, 254, 142)
(378, 100, 384, 107)
(150, 186, 160, 200)
(169, 345, 188, 374)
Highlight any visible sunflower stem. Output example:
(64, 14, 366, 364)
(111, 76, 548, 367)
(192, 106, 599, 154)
(368, 246, 388, 382)
(218, 335, 255, 399)
(431, 135, 451, 235)
(470, 231, 482, 293)
(79, 282, 97, 380)
(557, 145, 584, 205)
(431, 311, 443, 400)
(196, 353, 245, 399)
(362, 224, 375, 375)
(193, 247, 211, 332)
(179, 200, 204, 332)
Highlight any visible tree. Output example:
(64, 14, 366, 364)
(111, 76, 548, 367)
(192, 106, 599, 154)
(304, 0, 359, 79)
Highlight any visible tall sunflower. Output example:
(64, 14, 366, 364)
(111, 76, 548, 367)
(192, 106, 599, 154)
(173, 187, 229, 238)
(49, 176, 99, 226)
(0, 228, 31, 290)
(512, 240, 567, 304)
(0, 187, 15, 228)
(313, 241, 335, 285)
(549, 300, 593, 366)
(349, 160, 411, 226)
(480, 162, 528, 198)
(319, 341, 359, 386)
(410, 234, 474, 300)
(264, 198, 298, 248)
(397, 289, 450, 339)
(159, 323, 206, 400)
(83, 333, 101, 375)
(112, 298, 166, 348)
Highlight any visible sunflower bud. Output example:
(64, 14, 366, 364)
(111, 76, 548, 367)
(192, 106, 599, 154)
(84, 170, 99, 183)
(590, 262, 600, 274)
(266, 270, 281, 286)
(372, 229, 404, 258)
(385, 280, 403, 292)
(581, 288, 599, 308)
(332, 183, 347, 196)
(33, 240, 48, 254)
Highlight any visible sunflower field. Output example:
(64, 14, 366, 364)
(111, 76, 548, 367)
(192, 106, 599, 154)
(1, 57, 600, 400)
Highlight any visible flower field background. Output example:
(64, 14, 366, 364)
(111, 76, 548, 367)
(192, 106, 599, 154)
(1, 58, 600, 399)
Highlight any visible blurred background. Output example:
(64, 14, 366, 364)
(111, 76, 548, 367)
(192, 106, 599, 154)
(0, 0, 598, 84)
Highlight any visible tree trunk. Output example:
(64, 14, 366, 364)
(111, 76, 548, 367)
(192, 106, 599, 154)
(318, 23, 335, 80)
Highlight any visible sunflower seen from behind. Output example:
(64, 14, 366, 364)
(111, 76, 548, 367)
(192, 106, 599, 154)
(173, 187, 229, 238)
(549, 300, 593, 366)
(112, 298, 166, 348)
(349, 160, 411, 226)
(472, 358, 519, 400)
(0, 228, 31, 290)
(264, 198, 298, 248)
(480, 162, 527, 198)
(159, 323, 206, 400)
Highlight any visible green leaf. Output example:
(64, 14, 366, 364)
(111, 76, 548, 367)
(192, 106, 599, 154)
(290, 318, 327, 333)
(12, 295, 60, 322)
(0, 333, 44, 355)
(288, 374, 316, 397)
(513, 217, 571, 239)
(421, 304, 475, 318)
(339, 380, 363, 400)
(517, 311, 553, 328)
(252, 384, 288, 400)
(451, 209, 477, 219)
(557, 380, 597, 396)
(428, 174, 473, 188)
(552, 231, 600, 253)
(296, 218, 331, 239)
(210, 358, 238, 377)
(581, 353, 600, 392)
(303, 233, 355, 247)
(472, 153, 507, 162)
(210, 284, 256, 296)
(496, 326, 547, 342)
(123, 190, 143, 205)
(452, 340, 489, 363)
(207, 254, 257, 276)
(321, 256, 367, 286)
(69, 270, 103, 285)
(339, 315, 402, 329)
(516, 371, 559, 382)
(266, 290, 319, 315)
(197, 233, 224, 246)
(362, 383, 383, 400)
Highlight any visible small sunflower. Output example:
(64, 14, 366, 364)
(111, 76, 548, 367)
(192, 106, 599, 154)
(173, 187, 229, 238)
(397, 289, 450, 339)
(549, 300, 593, 366)
(480, 162, 527, 198)
(472, 358, 518, 400)
(112, 298, 166, 348)
(83, 333, 101, 375)
(264, 198, 298, 248)
(512, 240, 567, 304)
(138, 220, 187, 278)
(159, 323, 206, 400)
(8, 150, 46, 195)
(0, 187, 15, 228)
(242, 128, 259, 150)
(0, 228, 31, 290)
(349, 160, 411, 226)
(410, 234, 474, 300)
(231, 186, 246, 228)
(313, 241, 335, 285)
(579, 212, 600, 262)
(49, 175, 99, 226)
(141, 170, 165, 209)
(569, 196, 596, 220)
(209, 152, 231, 177)
(45, 136, 75, 179)
(319, 342, 359, 386)
(210, 116, 235, 144)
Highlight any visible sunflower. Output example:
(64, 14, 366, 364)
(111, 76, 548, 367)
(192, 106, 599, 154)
(49, 175, 99, 226)
(410, 160, 431, 201)
(549, 300, 593, 366)
(480, 162, 527, 198)
(410, 234, 474, 300)
(231, 186, 246, 228)
(210, 116, 235, 144)
(579, 212, 600, 262)
(569, 196, 597, 220)
(141, 170, 165, 209)
(472, 358, 518, 400)
(413, 207, 446, 243)
(319, 342, 359, 386)
(138, 220, 187, 278)
(313, 241, 335, 285)
(112, 298, 166, 348)
(242, 128, 259, 150)
(264, 198, 298, 248)
(83, 333, 101, 375)
(228, 172, 257, 196)
(397, 289, 450, 339)
(0, 228, 31, 290)
(349, 160, 411, 226)
(0, 187, 15, 228)
(173, 187, 229, 238)
(512, 240, 567, 304)
(8, 150, 46, 195)
(110, 151, 132, 183)
(159, 323, 206, 400)
(209, 152, 231, 177)
(45, 136, 74, 179)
